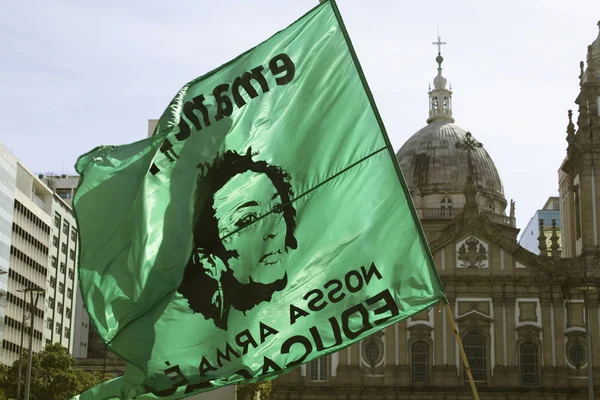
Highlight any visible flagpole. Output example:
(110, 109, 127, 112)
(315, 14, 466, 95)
(445, 302, 481, 400)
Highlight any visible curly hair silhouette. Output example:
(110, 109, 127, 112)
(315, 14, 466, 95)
(178, 148, 297, 330)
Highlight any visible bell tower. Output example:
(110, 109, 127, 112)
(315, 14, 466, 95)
(561, 21, 600, 257)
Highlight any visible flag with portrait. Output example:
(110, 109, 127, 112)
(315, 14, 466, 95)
(72, 1, 445, 399)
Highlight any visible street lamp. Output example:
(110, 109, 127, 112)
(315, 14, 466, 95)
(17, 287, 45, 400)
(576, 284, 596, 400)
(15, 291, 30, 400)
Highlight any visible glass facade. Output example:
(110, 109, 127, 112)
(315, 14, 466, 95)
(519, 209, 562, 255)
(0, 146, 17, 346)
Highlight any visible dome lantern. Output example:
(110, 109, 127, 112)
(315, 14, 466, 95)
(428, 35, 455, 124)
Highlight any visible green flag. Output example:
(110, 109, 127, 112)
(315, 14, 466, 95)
(73, 1, 445, 399)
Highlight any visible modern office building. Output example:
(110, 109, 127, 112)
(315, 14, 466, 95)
(42, 174, 80, 207)
(1, 152, 52, 366)
(0, 145, 17, 352)
(42, 192, 79, 353)
(0, 145, 83, 366)
(39, 173, 86, 357)
(72, 288, 89, 359)
(518, 197, 562, 255)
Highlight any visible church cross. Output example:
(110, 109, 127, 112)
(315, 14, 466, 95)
(455, 132, 483, 183)
(432, 35, 446, 55)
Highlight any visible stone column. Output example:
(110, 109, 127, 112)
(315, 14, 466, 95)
(541, 300, 553, 367)
(434, 306, 443, 366)
(492, 298, 504, 383)
(553, 294, 568, 386)
(348, 342, 361, 382)
(589, 293, 600, 375)
(336, 346, 349, 383)
(505, 299, 516, 365)
(443, 295, 458, 385)
(505, 298, 518, 385)
(384, 325, 396, 385)
(396, 320, 410, 385)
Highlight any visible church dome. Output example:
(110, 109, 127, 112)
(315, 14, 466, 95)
(396, 121, 505, 204)
(397, 39, 506, 209)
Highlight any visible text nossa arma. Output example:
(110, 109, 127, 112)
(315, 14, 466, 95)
(146, 263, 399, 397)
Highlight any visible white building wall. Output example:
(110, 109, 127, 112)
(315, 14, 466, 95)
(72, 287, 89, 358)
(148, 119, 158, 138)
(43, 196, 79, 354)
(42, 174, 80, 207)
(0, 145, 17, 354)
(39, 173, 86, 357)
(2, 162, 52, 366)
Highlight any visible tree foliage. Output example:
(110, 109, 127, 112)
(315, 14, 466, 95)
(237, 380, 272, 400)
(0, 343, 108, 400)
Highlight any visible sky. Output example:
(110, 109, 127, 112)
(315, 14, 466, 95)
(1, 0, 599, 235)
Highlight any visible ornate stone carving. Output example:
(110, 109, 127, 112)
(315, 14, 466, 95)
(456, 236, 488, 268)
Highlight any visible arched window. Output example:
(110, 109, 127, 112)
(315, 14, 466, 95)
(440, 197, 453, 217)
(440, 197, 453, 209)
(310, 356, 328, 382)
(411, 341, 429, 383)
(363, 338, 383, 367)
(464, 334, 486, 382)
(568, 342, 586, 369)
(520, 342, 538, 385)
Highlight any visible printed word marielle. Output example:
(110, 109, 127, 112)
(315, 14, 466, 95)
(176, 52, 295, 141)
(149, 53, 296, 175)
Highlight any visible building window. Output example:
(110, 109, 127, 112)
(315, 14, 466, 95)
(66, 308, 71, 319)
(363, 338, 383, 367)
(54, 215, 60, 228)
(61, 243, 67, 254)
(65, 327, 70, 338)
(71, 228, 77, 243)
(310, 356, 328, 382)
(568, 342, 586, 369)
(440, 197, 453, 216)
(411, 341, 429, 383)
(49, 277, 56, 288)
(48, 297, 55, 309)
(53, 236, 59, 247)
(59, 283, 64, 294)
(56, 323, 62, 335)
(62, 221, 69, 235)
(60, 263, 66, 274)
(440, 197, 453, 209)
(51, 256, 57, 268)
(67, 288, 72, 299)
(69, 249, 75, 261)
(520, 342, 538, 385)
(46, 318, 53, 330)
(57, 302, 63, 314)
(68, 268, 74, 280)
(464, 334, 486, 382)
(57, 189, 72, 200)
(487, 202, 494, 211)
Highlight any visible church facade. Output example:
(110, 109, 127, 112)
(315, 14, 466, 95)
(272, 22, 600, 400)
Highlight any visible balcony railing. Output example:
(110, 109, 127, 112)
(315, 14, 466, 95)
(419, 208, 457, 219)
(418, 208, 516, 227)
(481, 211, 516, 227)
